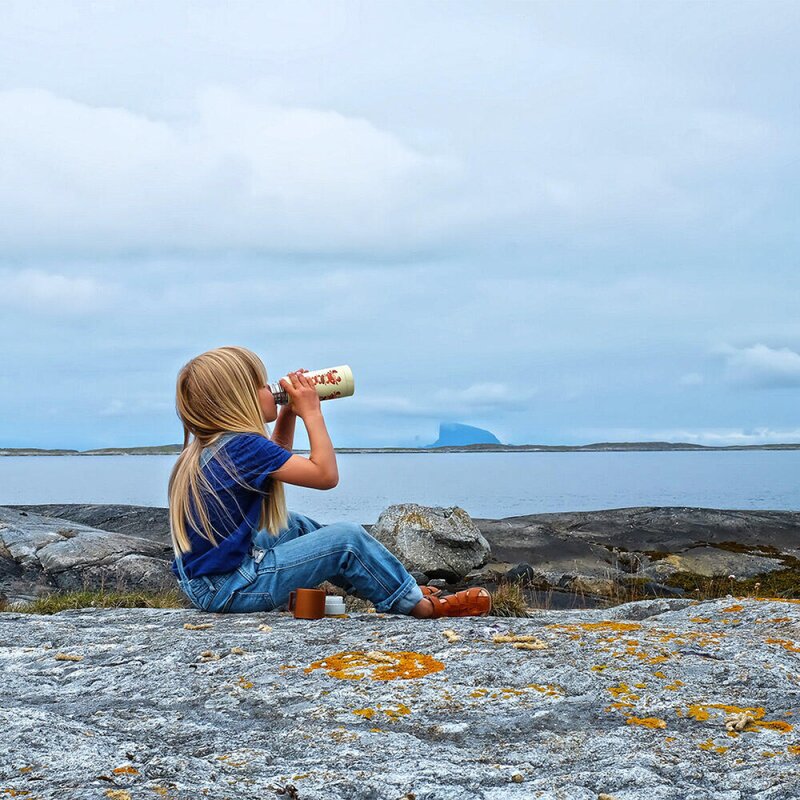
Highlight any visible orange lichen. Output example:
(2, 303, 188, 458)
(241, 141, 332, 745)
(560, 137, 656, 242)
(354, 703, 411, 722)
(237, 676, 254, 689)
(690, 617, 712, 624)
(722, 604, 745, 612)
(687, 704, 791, 734)
(111, 766, 139, 775)
(688, 704, 765, 722)
(788, 744, 800, 755)
(698, 739, 729, 754)
(305, 651, 445, 681)
(765, 637, 800, 653)
(626, 716, 667, 729)
(751, 720, 794, 734)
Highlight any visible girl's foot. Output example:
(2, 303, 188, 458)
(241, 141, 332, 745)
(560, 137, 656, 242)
(427, 587, 491, 618)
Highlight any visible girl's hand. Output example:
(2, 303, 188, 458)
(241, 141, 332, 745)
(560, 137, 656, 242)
(279, 370, 321, 420)
(277, 369, 309, 416)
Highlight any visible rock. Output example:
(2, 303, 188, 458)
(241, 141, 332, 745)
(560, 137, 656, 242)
(474, 506, 800, 592)
(9, 504, 171, 543)
(568, 575, 618, 597)
(409, 571, 429, 585)
(1, 596, 798, 799)
(654, 547, 785, 579)
(369, 504, 491, 582)
(0, 507, 174, 602)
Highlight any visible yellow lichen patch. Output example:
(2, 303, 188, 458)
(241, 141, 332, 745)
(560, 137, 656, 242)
(548, 621, 642, 633)
(690, 617, 712, 624)
(633, 682, 647, 689)
(690, 703, 766, 722)
(105, 792, 132, 800)
(664, 736, 677, 743)
(653, 671, 668, 679)
(216, 753, 247, 767)
(493, 634, 547, 648)
(17, 768, 33, 774)
(788, 744, 800, 755)
(353, 703, 411, 730)
(605, 701, 636, 712)
(525, 683, 564, 697)
(762, 751, 777, 758)
(305, 651, 445, 681)
(237, 676, 254, 689)
(627, 716, 667, 729)
(607, 683, 638, 702)
(664, 681, 685, 691)
(591, 665, 608, 672)
(279, 664, 297, 670)
(1, 791, 31, 797)
(54, 653, 83, 662)
(765, 637, 800, 653)
(111, 766, 139, 775)
(442, 629, 460, 644)
(751, 720, 794, 734)
(722, 604, 745, 613)
(698, 739, 728, 754)
(183, 622, 213, 630)
(470, 688, 489, 698)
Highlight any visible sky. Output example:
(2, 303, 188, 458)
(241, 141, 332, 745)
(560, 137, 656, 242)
(1, 0, 799, 449)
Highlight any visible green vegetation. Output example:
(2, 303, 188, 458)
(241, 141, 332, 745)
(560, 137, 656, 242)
(2, 588, 190, 614)
(664, 568, 800, 600)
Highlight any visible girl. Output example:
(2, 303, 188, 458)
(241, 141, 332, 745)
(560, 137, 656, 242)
(169, 346, 491, 618)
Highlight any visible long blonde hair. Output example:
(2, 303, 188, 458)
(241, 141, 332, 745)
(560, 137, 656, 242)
(168, 346, 289, 557)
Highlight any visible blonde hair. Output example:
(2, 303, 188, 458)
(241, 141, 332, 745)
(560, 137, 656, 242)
(168, 345, 289, 557)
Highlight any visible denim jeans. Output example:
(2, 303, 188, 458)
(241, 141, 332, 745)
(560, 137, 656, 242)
(174, 510, 424, 615)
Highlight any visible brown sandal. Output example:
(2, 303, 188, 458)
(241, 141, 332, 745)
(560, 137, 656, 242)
(420, 585, 443, 597)
(427, 587, 491, 618)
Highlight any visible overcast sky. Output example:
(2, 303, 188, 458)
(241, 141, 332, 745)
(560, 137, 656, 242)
(1, 0, 798, 449)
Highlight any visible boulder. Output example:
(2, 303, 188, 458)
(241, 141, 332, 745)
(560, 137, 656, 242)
(0, 506, 175, 602)
(1, 596, 798, 799)
(369, 503, 491, 582)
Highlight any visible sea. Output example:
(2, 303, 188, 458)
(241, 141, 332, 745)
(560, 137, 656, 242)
(0, 451, 797, 523)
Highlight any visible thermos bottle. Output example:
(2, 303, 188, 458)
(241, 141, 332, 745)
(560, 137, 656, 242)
(269, 365, 355, 406)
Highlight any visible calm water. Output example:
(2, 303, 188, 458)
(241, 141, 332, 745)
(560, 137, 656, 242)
(0, 451, 797, 523)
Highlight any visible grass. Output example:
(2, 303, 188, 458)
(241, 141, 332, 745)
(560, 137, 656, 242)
(1, 588, 190, 614)
(664, 568, 800, 600)
(488, 578, 531, 617)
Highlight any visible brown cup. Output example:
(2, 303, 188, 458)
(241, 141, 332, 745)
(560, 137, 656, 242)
(288, 588, 326, 620)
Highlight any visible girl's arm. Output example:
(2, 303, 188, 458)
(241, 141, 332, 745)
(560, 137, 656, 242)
(270, 372, 339, 490)
(271, 405, 297, 451)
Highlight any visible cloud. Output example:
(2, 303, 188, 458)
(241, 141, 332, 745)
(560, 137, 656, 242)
(0, 268, 116, 313)
(718, 343, 800, 388)
(0, 88, 464, 258)
(678, 372, 704, 386)
(352, 381, 537, 419)
(572, 426, 800, 446)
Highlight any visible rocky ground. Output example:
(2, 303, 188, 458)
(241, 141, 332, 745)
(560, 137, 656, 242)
(3, 504, 799, 609)
(2, 596, 799, 799)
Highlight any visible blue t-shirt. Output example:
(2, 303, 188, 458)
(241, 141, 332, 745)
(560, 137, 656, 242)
(170, 432, 293, 580)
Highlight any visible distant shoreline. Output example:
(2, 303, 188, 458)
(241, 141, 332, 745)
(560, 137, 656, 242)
(2, 441, 800, 456)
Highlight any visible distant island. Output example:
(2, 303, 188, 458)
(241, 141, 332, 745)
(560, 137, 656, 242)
(2, 441, 800, 455)
(424, 422, 501, 448)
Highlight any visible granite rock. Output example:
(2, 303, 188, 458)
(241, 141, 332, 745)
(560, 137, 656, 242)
(369, 503, 491, 582)
(1, 596, 799, 799)
(0, 506, 174, 602)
